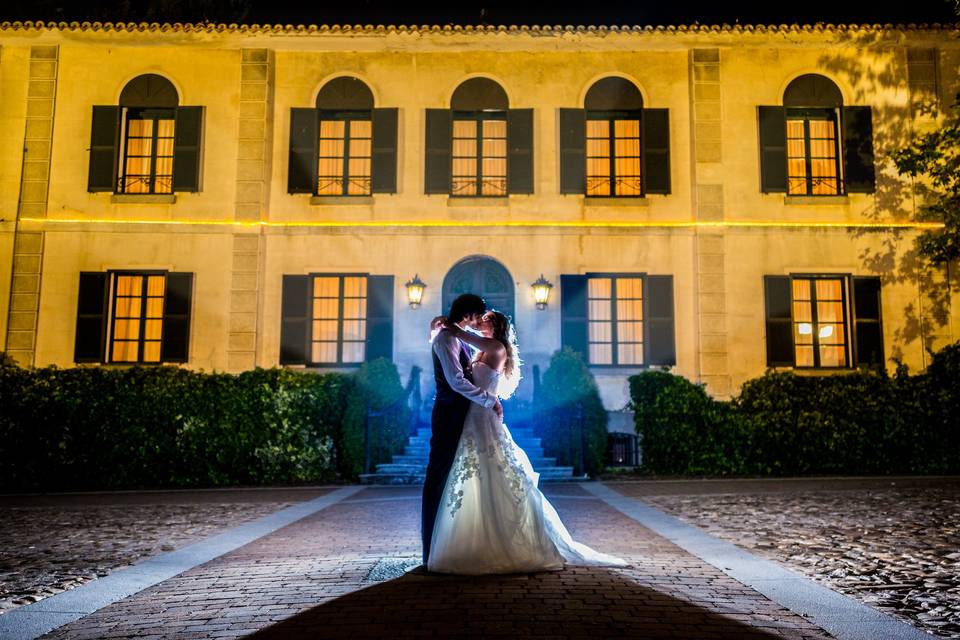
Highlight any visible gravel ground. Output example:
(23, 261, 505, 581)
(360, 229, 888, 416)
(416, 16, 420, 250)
(644, 486, 960, 637)
(0, 502, 292, 615)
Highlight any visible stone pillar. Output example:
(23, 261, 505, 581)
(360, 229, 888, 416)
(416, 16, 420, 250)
(5, 45, 58, 366)
(689, 48, 731, 397)
(227, 49, 274, 371)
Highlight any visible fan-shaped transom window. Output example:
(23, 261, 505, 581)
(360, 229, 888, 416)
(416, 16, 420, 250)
(442, 256, 515, 322)
(783, 74, 844, 196)
(450, 78, 509, 196)
(117, 74, 180, 195)
(314, 77, 375, 196)
(585, 77, 644, 197)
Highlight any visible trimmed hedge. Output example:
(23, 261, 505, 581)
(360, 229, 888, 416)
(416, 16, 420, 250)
(631, 342, 960, 476)
(0, 355, 409, 491)
(537, 347, 608, 476)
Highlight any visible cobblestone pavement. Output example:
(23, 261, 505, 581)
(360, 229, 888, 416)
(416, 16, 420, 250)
(612, 477, 960, 638)
(40, 484, 832, 639)
(0, 488, 335, 616)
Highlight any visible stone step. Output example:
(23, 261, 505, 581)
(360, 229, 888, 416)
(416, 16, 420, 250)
(407, 437, 542, 449)
(359, 472, 424, 485)
(391, 455, 557, 468)
(415, 428, 537, 440)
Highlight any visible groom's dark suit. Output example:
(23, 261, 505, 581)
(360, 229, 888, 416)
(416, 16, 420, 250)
(421, 331, 475, 565)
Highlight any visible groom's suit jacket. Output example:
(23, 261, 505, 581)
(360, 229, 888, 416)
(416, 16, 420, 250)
(432, 330, 497, 410)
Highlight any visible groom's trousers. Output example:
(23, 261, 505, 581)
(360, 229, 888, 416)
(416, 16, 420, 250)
(421, 397, 470, 565)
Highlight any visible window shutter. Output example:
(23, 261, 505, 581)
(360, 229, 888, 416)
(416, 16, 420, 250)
(842, 106, 876, 193)
(560, 275, 589, 360)
(559, 109, 586, 194)
(173, 106, 203, 192)
(852, 276, 883, 367)
(758, 106, 787, 193)
(365, 275, 394, 362)
(642, 109, 671, 195)
(74, 272, 109, 362)
(507, 108, 534, 194)
(764, 276, 794, 366)
(288, 108, 317, 194)
(161, 272, 193, 363)
(645, 275, 676, 366)
(371, 108, 398, 193)
(87, 106, 120, 192)
(280, 275, 310, 365)
(424, 109, 452, 194)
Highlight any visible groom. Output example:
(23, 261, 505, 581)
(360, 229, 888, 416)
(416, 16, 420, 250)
(420, 293, 502, 567)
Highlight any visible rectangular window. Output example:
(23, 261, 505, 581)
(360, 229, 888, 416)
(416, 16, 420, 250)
(791, 276, 849, 367)
(310, 275, 367, 365)
(587, 275, 644, 365)
(108, 272, 166, 363)
(586, 115, 642, 197)
(119, 109, 175, 194)
(451, 115, 507, 196)
(786, 109, 841, 196)
(317, 114, 372, 196)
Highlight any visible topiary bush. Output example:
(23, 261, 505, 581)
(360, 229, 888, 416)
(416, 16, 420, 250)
(537, 347, 608, 477)
(342, 358, 412, 477)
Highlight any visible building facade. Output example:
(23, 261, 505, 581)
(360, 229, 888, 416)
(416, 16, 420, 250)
(1, 21, 958, 420)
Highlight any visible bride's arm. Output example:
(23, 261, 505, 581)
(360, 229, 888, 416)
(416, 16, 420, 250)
(446, 325, 506, 358)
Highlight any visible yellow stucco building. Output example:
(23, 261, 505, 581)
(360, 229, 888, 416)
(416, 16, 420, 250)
(1, 20, 958, 419)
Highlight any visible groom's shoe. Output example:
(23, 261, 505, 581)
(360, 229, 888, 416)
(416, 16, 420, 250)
(406, 564, 441, 576)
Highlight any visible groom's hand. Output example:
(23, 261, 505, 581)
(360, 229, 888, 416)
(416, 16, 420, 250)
(493, 399, 503, 419)
(430, 316, 446, 332)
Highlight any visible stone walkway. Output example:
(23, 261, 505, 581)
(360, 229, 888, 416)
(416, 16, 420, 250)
(0, 481, 940, 639)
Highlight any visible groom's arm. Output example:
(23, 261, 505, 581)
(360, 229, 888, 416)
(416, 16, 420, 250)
(432, 331, 497, 409)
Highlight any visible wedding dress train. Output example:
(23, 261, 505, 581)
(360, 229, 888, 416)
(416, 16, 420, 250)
(427, 361, 628, 575)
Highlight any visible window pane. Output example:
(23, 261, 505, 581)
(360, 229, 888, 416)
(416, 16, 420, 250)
(343, 299, 364, 319)
(795, 344, 815, 367)
(589, 321, 612, 343)
(348, 158, 371, 178)
(618, 343, 643, 365)
(817, 301, 843, 323)
(318, 138, 345, 158)
(614, 138, 640, 157)
(792, 279, 811, 301)
(313, 298, 339, 319)
(451, 177, 477, 196)
(483, 119, 506, 137)
(618, 278, 643, 299)
(792, 300, 812, 323)
(146, 298, 164, 319)
(156, 119, 175, 137)
(586, 178, 610, 196)
(114, 319, 139, 341)
(589, 343, 612, 365)
(318, 157, 343, 177)
(482, 177, 507, 196)
(146, 276, 165, 297)
(616, 299, 643, 321)
(349, 138, 371, 157)
(142, 342, 161, 363)
(144, 319, 163, 340)
(112, 341, 138, 362)
(116, 275, 142, 297)
(342, 342, 365, 363)
(115, 297, 140, 318)
(589, 300, 611, 321)
(587, 139, 609, 157)
(586, 120, 609, 137)
(482, 157, 506, 177)
(342, 320, 366, 341)
(815, 279, 842, 300)
(312, 320, 339, 341)
(614, 120, 640, 137)
(617, 321, 643, 342)
(312, 342, 338, 363)
(452, 138, 477, 157)
(819, 345, 846, 367)
(588, 278, 611, 299)
(314, 277, 340, 297)
(483, 138, 506, 157)
(453, 120, 476, 137)
(452, 157, 477, 176)
(320, 120, 345, 138)
(350, 120, 371, 137)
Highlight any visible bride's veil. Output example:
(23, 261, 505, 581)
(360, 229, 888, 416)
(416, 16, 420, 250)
(494, 311, 522, 400)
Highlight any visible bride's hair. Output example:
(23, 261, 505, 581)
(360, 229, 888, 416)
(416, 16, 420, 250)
(486, 310, 522, 398)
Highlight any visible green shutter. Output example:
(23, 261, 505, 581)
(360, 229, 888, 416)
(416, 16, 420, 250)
(852, 276, 883, 367)
(559, 108, 585, 194)
(560, 275, 589, 360)
(371, 108, 398, 193)
(642, 109, 671, 195)
(365, 275, 394, 362)
(280, 275, 310, 365)
(87, 106, 120, 192)
(507, 108, 534, 194)
(173, 106, 203, 192)
(161, 272, 193, 363)
(288, 108, 317, 194)
(764, 275, 794, 366)
(758, 106, 787, 193)
(74, 272, 109, 363)
(842, 106, 876, 193)
(424, 109, 452, 194)
(645, 275, 675, 365)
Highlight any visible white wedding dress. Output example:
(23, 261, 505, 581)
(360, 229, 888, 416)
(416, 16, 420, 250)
(427, 361, 628, 575)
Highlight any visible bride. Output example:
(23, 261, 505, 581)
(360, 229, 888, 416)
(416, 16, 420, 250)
(427, 310, 628, 575)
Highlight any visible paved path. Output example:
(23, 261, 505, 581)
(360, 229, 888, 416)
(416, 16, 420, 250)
(1, 482, 935, 639)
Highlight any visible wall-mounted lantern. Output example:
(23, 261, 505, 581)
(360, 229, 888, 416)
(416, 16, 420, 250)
(531, 274, 553, 310)
(405, 274, 427, 309)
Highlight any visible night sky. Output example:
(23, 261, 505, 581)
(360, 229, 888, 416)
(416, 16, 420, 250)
(1, 0, 958, 26)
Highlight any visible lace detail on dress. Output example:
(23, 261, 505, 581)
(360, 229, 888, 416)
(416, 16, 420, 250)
(446, 435, 481, 517)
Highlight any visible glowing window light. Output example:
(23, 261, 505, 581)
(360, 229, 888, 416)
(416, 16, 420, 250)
(798, 323, 813, 335)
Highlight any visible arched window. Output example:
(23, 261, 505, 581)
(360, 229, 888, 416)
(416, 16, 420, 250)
(558, 78, 670, 196)
(87, 74, 203, 195)
(288, 77, 398, 197)
(315, 77, 375, 196)
(117, 74, 179, 194)
(783, 74, 844, 196)
(450, 78, 509, 197)
(584, 77, 644, 197)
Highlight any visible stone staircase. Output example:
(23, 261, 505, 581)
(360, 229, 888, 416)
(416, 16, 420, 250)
(359, 424, 576, 485)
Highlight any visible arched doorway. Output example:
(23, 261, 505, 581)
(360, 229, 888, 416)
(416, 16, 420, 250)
(442, 256, 515, 322)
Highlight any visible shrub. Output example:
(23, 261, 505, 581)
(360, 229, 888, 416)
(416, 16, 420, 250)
(537, 347, 608, 476)
(342, 358, 412, 477)
(0, 356, 409, 491)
